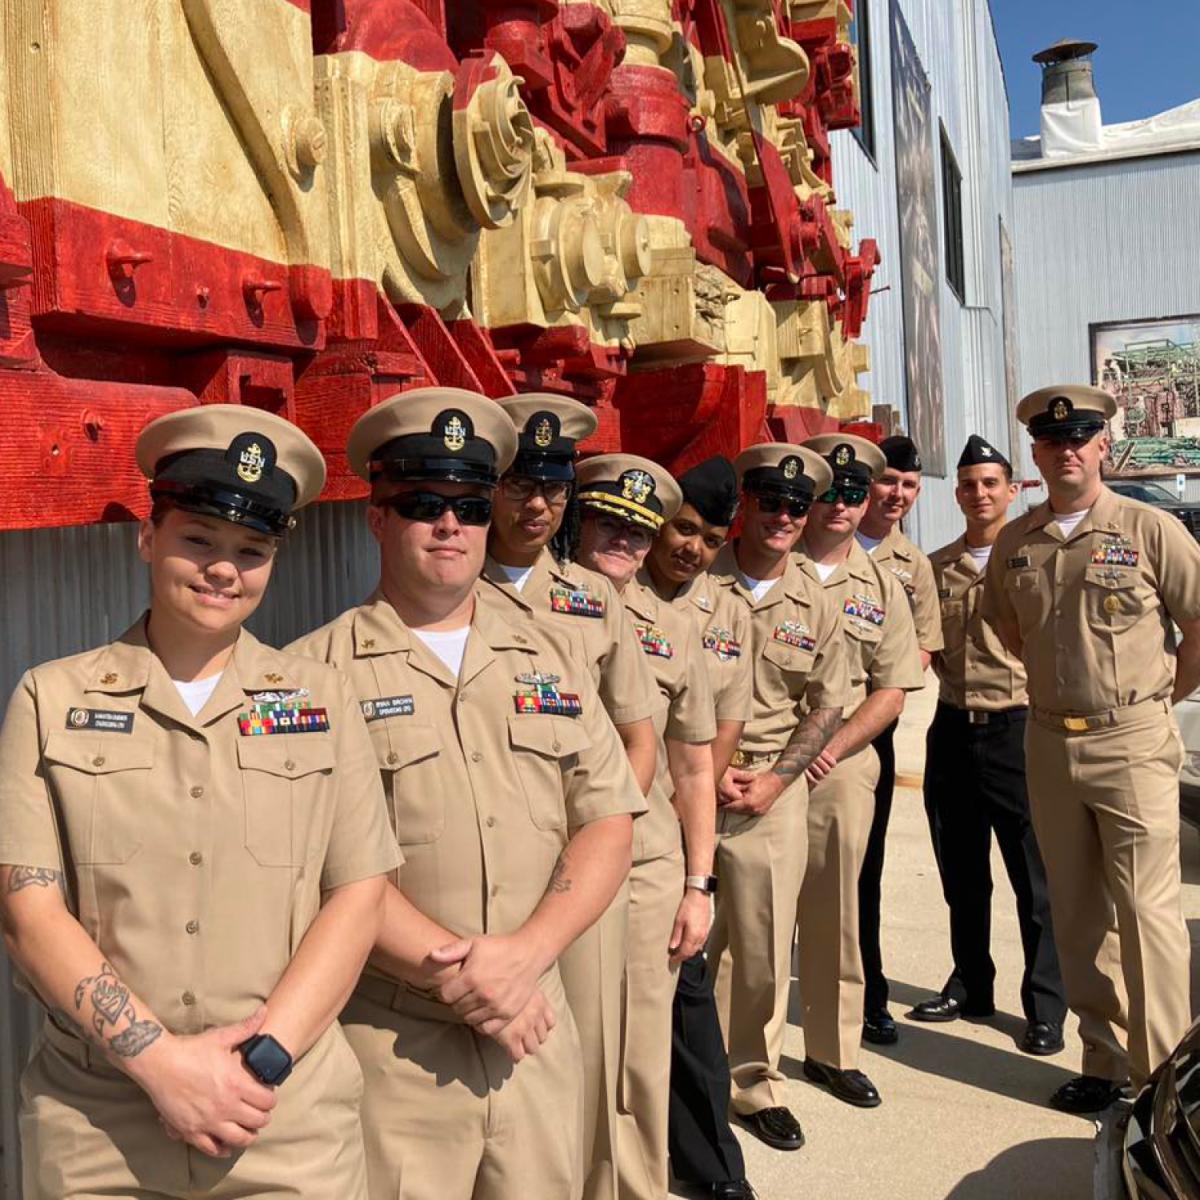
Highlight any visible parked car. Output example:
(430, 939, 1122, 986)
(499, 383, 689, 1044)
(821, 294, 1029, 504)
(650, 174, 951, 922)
(1106, 478, 1200, 541)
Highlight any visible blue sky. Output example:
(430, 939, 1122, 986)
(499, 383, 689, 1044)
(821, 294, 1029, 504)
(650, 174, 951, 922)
(990, 2, 1200, 138)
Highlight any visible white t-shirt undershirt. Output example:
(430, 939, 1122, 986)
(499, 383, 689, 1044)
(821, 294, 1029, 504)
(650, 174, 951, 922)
(412, 627, 471, 678)
(498, 563, 535, 593)
(1050, 508, 1091, 539)
(965, 543, 993, 573)
(173, 674, 222, 716)
(855, 531, 885, 555)
(741, 575, 779, 603)
(813, 561, 839, 582)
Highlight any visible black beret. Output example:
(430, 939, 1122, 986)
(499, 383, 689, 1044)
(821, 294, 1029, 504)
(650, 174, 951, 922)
(880, 435, 922, 473)
(957, 435, 1010, 470)
(677, 456, 739, 526)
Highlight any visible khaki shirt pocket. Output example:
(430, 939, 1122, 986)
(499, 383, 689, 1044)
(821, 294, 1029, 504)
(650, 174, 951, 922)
(371, 724, 444, 846)
(507, 715, 591, 832)
(237, 736, 336, 867)
(42, 731, 154, 865)
(1082, 566, 1145, 632)
(761, 638, 817, 685)
(844, 618, 884, 684)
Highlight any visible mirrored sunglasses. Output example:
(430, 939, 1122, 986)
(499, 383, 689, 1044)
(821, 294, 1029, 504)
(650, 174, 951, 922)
(816, 485, 868, 506)
(754, 493, 812, 518)
(381, 492, 493, 526)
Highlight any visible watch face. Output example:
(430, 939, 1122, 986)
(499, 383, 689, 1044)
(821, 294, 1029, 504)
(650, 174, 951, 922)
(243, 1034, 293, 1086)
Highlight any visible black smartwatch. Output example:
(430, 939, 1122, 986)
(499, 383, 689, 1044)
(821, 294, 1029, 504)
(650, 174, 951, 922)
(685, 874, 719, 896)
(239, 1034, 294, 1087)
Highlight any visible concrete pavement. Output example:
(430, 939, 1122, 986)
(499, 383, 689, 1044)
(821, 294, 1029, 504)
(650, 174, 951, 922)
(672, 679, 1200, 1200)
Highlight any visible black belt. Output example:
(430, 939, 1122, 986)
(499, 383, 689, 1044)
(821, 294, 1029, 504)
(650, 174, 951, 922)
(936, 701, 1027, 727)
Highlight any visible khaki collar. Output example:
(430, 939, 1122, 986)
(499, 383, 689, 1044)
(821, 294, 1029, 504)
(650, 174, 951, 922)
(1026, 484, 1122, 543)
(710, 542, 804, 610)
(622, 575, 660, 623)
(798, 538, 875, 590)
(871, 524, 912, 563)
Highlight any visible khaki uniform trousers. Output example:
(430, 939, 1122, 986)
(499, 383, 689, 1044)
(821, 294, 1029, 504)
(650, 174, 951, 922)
(711, 773, 808, 1114)
(343, 967, 584, 1200)
(616, 848, 684, 1200)
(1025, 705, 1191, 1088)
(21, 1021, 367, 1200)
(796, 746, 880, 1070)
(560, 880, 630, 1200)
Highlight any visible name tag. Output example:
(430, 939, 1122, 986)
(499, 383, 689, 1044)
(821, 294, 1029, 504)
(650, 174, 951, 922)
(361, 695, 415, 721)
(937, 587, 952, 600)
(66, 708, 134, 734)
(1006, 555, 1031, 570)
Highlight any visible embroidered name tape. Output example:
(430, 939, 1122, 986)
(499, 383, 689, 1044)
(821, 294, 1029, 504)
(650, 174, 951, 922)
(549, 585, 605, 618)
(702, 626, 742, 661)
(772, 621, 815, 652)
(636, 624, 674, 659)
(66, 708, 134, 734)
(238, 703, 330, 736)
(361, 695, 415, 721)
(1007, 555, 1031, 569)
(844, 594, 885, 626)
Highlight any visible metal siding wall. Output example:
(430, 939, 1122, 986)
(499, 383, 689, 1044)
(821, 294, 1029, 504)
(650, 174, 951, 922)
(1013, 151, 1200, 394)
(831, 0, 1016, 552)
(0, 501, 376, 1196)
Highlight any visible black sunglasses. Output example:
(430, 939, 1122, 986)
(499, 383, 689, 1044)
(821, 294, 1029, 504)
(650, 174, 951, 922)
(380, 492, 493, 526)
(816, 484, 868, 506)
(753, 494, 812, 518)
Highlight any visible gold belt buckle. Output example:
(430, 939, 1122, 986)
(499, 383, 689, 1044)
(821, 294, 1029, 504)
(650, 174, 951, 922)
(1063, 716, 1090, 732)
(731, 749, 748, 768)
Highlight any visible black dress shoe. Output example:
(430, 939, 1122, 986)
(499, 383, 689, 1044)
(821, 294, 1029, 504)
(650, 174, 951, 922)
(736, 1106, 805, 1151)
(907, 994, 995, 1023)
(862, 1008, 898, 1045)
(712, 1182, 757, 1199)
(802, 1058, 882, 1108)
(1049, 1074, 1128, 1114)
(1020, 1020, 1065, 1056)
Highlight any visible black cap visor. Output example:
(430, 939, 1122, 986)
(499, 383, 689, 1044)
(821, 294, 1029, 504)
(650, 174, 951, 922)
(375, 456, 499, 487)
(1029, 415, 1106, 442)
(507, 452, 576, 483)
(743, 467, 815, 502)
(151, 481, 292, 536)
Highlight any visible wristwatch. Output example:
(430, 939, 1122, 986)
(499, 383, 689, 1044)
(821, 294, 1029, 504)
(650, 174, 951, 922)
(239, 1033, 294, 1087)
(685, 874, 719, 896)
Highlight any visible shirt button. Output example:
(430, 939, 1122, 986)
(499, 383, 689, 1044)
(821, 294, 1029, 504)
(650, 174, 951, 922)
(552, 741, 561, 752)
(490, 884, 499, 898)
(471, 751, 483, 763)
(181, 991, 196, 1007)
(92, 755, 105, 767)
(188, 851, 203, 866)
(190, 786, 204, 799)
(486, 815, 496, 828)
(386, 751, 399, 765)
(284, 759, 296, 772)
(186, 920, 200, 935)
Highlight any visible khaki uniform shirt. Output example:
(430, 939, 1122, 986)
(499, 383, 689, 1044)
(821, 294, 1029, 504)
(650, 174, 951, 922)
(799, 541, 926, 708)
(929, 538, 1027, 711)
(866, 526, 944, 653)
(0, 621, 399, 1034)
(289, 592, 646, 1019)
(646, 569, 753, 726)
(708, 544, 851, 755)
(981, 486, 1200, 714)
(620, 576, 716, 861)
(478, 549, 656, 726)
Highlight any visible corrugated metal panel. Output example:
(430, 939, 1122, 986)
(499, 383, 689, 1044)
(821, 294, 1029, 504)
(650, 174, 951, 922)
(1013, 150, 1200, 392)
(830, 0, 1019, 551)
(0, 501, 376, 1196)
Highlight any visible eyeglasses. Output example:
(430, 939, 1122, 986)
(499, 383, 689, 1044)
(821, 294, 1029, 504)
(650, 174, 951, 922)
(816, 485, 868, 506)
(499, 476, 571, 503)
(752, 493, 812, 518)
(379, 492, 493, 526)
(590, 512, 654, 548)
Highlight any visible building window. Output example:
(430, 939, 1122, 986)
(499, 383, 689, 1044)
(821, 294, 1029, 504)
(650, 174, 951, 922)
(940, 123, 965, 302)
(850, 0, 875, 160)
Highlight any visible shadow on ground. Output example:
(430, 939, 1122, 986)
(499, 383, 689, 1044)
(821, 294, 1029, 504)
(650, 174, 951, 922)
(942, 1136, 1093, 1199)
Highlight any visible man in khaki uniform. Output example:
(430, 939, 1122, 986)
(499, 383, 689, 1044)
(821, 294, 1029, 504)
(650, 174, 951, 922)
(796, 435, 924, 1108)
(853, 435, 943, 1045)
(574, 454, 716, 1200)
(474, 395, 658, 1200)
(292, 388, 646, 1200)
(983, 384, 1200, 1112)
(706, 444, 850, 1153)
(0, 406, 399, 1198)
(913, 435, 1066, 1055)
(643, 457, 756, 1200)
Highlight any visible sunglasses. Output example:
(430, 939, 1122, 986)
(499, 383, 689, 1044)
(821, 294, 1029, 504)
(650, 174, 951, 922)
(499, 476, 571, 503)
(380, 492, 493, 526)
(816, 485, 868, 506)
(753, 493, 812, 518)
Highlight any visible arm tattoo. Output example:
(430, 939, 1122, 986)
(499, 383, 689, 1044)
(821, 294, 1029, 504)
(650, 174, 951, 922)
(545, 851, 573, 896)
(72, 962, 163, 1058)
(7, 866, 65, 895)
(771, 708, 842, 783)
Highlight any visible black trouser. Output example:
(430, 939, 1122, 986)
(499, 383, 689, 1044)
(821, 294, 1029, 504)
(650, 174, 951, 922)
(859, 718, 898, 1016)
(668, 952, 746, 1186)
(922, 703, 1067, 1024)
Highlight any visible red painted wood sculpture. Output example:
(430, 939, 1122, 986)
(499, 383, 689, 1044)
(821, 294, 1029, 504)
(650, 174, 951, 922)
(0, 0, 877, 530)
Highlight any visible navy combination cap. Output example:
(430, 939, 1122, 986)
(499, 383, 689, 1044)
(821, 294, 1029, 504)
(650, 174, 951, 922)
(136, 405, 325, 536)
(677, 456, 739, 526)
(734, 444, 831, 501)
(957, 435, 1010, 470)
(880, 435, 922, 473)
(497, 394, 598, 482)
(802, 434, 886, 485)
(1017, 384, 1115, 441)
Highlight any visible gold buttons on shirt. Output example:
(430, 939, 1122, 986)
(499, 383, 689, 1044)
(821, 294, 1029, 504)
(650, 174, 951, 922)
(181, 991, 196, 1006)
(92, 755, 105, 767)
(386, 751, 399, 765)
(486, 816, 496, 828)
(284, 759, 296, 772)
(1104, 595, 1121, 615)
(471, 752, 483, 763)
(190, 786, 204, 799)
(188, 851, 203, 866)
(185, 920, 199, 935)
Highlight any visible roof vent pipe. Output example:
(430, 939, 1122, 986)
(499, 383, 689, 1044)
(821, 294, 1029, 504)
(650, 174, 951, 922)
(1033, 39, 1102, 159)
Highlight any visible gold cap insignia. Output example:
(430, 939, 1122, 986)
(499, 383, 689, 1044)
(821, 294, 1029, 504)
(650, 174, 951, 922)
(621, 469, 654, 505)
(782, 457, 799, 480)
(444, 415, 467, 452)
(1051, 398, 1071, 423)
(237, 442, 266, 484)
(534, 417, 554, 448)
(834, 445, 853, 468)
